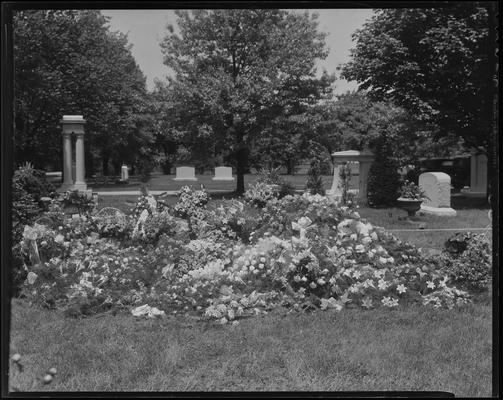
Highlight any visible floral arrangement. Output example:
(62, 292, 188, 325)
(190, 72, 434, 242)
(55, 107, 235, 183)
(244, 181, 277, 208)
(173, 186, 210, 219)
(16, 189, 477, 324)
(398, 180, 429, 201)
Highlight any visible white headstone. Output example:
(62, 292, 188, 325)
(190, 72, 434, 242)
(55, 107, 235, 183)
(212, 166, 234, 181)
(121, 164, 129, 181)
(419, 172, 456, 216)
(173, 166, 197, 181)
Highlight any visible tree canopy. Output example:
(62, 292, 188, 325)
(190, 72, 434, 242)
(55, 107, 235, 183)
(13, 10, 151, 175)
(340, 5, 493, 153)
(158, 9, 335, 193)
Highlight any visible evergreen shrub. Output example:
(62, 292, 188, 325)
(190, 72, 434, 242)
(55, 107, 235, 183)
(367, 135, 401, 207)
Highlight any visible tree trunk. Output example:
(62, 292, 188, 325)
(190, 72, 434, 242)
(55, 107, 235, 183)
(235, 147, 247, 195)
(286, 159, 294, 175)
(102, 152, 110, 176)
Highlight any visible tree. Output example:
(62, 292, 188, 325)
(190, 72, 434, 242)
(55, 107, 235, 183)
(158, 9, 335, 193)
(366, 133, 402, 207)
(13, 10, 151, 175)
(340, 5, 496, 194)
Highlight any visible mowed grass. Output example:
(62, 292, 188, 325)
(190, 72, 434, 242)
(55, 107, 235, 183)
(92, 173, 337, 192)
(8, 298, 492, 394)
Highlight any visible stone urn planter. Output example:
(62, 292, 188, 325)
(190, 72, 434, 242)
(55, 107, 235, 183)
(396, 197, 423, 217)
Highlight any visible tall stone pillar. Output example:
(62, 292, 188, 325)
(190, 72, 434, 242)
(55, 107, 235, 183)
(327, 161, 346, 200)
(74, 132, 86, 190)
(61, 132, 73, 190)
(60, 115, 86, 191)
(327, 150, 374, 205)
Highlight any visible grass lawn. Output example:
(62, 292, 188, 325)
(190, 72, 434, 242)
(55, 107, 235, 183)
(8, 298, 492, 394)
(91, 173, 336, 192)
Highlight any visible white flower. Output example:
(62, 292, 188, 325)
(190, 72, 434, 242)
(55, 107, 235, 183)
(309, 282, 317, 289)
(349, 284, 361, 294)
(27, 271, 38, 285)
(387, 257, 395, 264)
(54, 234, 64, 243)
(361, 297, 373, 309)
(350, 233, 357, 241)
(396, 284, 407, 294)
(361, 236, 372, 245)
(317, 278, 326, 286)
(294, 275, 301, 282)
(355, 221, 372, 236)
(370, 232, 378, 241)
(426, 281, 436, 289)
(355, 244, 365, 253)
(352, 270, 362, 279)
(343, 268, 353, 277)
(377, 279, 389, 290)
(379, 257, 388, 264)
(362, 279, 375, 289)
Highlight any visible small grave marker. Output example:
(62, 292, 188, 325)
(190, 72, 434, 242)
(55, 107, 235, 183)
(212, 166, 234, 181)
(173, 166, 198, 181)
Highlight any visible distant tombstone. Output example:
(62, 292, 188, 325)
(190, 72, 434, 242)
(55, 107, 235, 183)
(460, 153, 487, 198)
(173, 166, 198, 181)
(121, 164, 129, 181)
(419, 172, 456, 216)
(212, 166, 234, 181)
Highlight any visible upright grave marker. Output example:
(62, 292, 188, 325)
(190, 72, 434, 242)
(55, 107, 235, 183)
(419, 172, 457, 216)
(460, 153, 487, 198)
(174, 166, 198, 181)
(212, 166, 234, 181)
(327, 150, 374, 205)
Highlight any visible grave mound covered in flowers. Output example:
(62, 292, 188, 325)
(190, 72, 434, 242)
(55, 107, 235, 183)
(17, 186, 473, 323)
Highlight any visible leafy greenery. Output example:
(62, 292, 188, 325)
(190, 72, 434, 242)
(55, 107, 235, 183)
(13, 10, 152, 174)
(340, 5, 497, 194)
(440, 233, 492, 292)
(367, 135, 401, 207)
(398, 180, 429, 201)
(341, 5, 493, 152)
(156, 10, 335, 193)
(305, 158, 325, 195)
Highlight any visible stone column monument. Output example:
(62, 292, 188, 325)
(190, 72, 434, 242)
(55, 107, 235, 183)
(61, 129, 73, 190)
(60, 115, 87, 191)
(327, 150, 375, 205)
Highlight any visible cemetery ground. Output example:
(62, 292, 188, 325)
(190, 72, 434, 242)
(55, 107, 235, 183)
(9, 175, 493, 395)
(9, 297, 491, 394)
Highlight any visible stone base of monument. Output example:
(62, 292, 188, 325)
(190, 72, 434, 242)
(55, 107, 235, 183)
(72, 182, 88, 191)
(460, 187, 486, 198)
(212, 177, 234, 181)
(173, 177, 198, 181)
(420, 205, 457, 217)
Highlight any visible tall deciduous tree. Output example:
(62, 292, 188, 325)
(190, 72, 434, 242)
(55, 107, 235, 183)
(159, 9, 334, 193)
(13, 10, 151, 175)
(340, 5, 497, 195)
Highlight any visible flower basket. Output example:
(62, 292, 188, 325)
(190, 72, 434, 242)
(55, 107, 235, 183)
(396, 197, 423, 217)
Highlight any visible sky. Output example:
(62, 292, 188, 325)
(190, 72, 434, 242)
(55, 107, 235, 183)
(101, 9, 375, 94)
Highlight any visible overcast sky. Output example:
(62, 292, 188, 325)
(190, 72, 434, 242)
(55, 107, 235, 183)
(101, 9, 375, 94)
